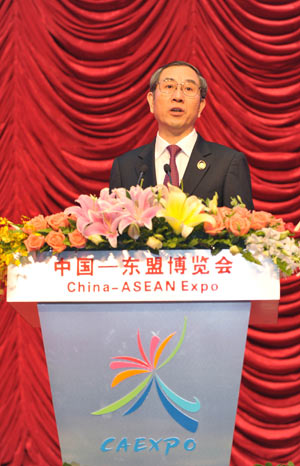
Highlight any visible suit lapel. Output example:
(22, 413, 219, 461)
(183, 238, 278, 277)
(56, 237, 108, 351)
(182, 134, 211, 195)
(135, 140, 157, 187)
(133, 135, 211, 192)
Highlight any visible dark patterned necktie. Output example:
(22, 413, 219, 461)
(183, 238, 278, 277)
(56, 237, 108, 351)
(164, 145, 181, 187)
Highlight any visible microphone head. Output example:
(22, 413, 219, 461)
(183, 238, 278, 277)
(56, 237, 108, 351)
(137, 164, 149, 187)
(164, 163, 171, 174)
(140, 164, 148, 174)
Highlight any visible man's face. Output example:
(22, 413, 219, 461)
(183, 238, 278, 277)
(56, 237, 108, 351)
(147, 65, 206, 141)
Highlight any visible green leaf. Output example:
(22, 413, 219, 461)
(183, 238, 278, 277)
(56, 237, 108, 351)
(242, 250, 262, 265)
(275, 257, 293, 276)
(68, 218, 77, 228)
(62, 463, 80, 466)
(254, 463, 273, 466)
(254, 461, 295, 466)
(187, 238, 199, 248)
(255, 231, 266, 237)
(61, 227, 73, 234)
(39, 244, 51, 253)
(36, 228, 52, 234)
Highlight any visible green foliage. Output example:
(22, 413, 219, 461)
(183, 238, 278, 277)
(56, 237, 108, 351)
(242, 249, 262, 265)
(62, 462, 80, 466)
(254, 461, 295, 466)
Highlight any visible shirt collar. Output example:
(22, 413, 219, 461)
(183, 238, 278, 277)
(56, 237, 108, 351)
(155, 129, 198, 159)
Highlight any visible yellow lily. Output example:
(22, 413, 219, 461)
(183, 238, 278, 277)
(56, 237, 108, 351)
(158, 185, 215, 238)
(206, 192, 219, 214)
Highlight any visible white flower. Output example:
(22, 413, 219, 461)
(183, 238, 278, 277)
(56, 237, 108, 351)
(245, 228, 300, 276)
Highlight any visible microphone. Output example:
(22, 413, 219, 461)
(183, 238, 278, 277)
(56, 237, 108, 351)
(137, 164, 148, 186)
(164, 163, 172, 185)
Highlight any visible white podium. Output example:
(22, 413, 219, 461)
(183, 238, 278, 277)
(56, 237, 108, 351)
(7, 250, 279, 466)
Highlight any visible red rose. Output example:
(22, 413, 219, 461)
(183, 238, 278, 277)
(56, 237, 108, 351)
(46, 213, 69, 231)
(68, 229, 87, 248)
(23, 215, 48, 234)
(269, 217, 285, 232)
(232, 206, 251, 218)
(204, 212, 225, 235)
(45, 230, 66, 253)
(217, 206, 231, 220)
(250, 211, 273, 230)
(225, 214, 251, 236)
(24, 234, 45, 252)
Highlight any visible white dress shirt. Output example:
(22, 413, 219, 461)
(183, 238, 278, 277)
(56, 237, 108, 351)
(154, 129, 198, 185)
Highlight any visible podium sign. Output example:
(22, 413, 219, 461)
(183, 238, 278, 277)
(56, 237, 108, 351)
(7, 250, 280, 466)
(7, 249, 279, 303)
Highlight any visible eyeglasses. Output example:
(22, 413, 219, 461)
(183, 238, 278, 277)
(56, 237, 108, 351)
(157, 78, 200, 97)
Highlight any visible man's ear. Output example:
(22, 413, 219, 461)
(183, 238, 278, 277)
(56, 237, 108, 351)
(198, 99, 206, 117)
(147, 92, 154, 114)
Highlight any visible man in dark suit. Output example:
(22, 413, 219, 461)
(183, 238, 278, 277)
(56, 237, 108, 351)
(110, 61, 254, 210)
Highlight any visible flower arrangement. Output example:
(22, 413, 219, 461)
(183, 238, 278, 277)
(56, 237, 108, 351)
(1, 184, 299, 296)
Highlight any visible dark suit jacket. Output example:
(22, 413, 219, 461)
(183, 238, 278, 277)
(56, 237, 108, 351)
(109, 134, 254, 210)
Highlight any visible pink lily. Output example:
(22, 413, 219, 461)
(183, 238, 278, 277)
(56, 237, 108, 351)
(84, 208, 122, 248)
(117, 186, 161, 234)
(65, 195, 100, 234)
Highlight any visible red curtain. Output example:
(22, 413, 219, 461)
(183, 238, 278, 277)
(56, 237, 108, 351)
(0, 1, 299, 464)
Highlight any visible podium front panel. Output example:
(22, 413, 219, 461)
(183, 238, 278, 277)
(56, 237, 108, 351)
(38, 301, 250, 466)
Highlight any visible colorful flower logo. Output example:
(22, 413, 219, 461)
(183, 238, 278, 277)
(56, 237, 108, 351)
(92, 317, 200, 432)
